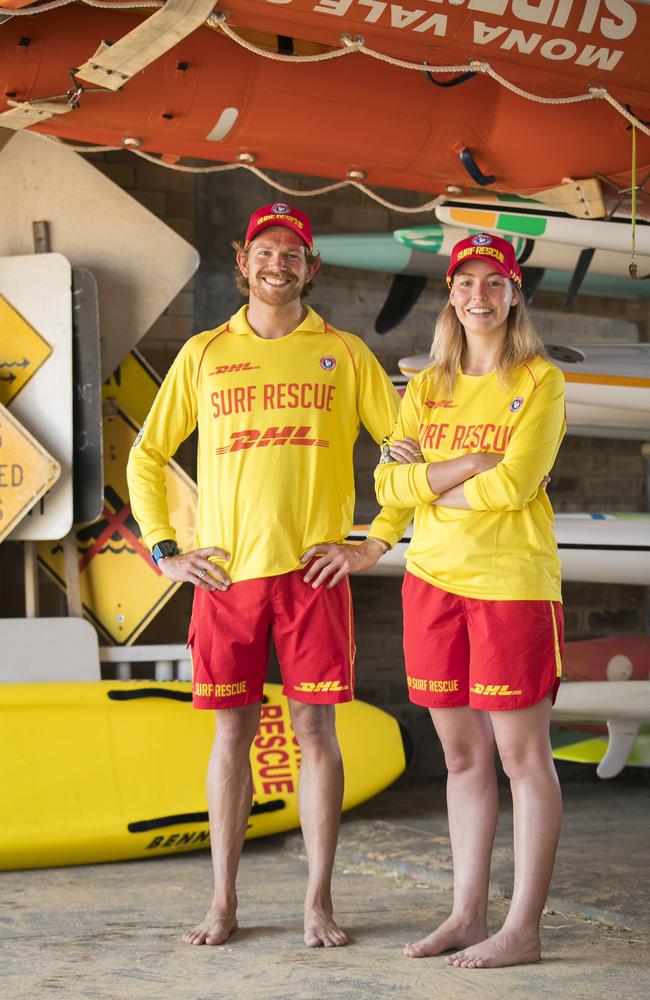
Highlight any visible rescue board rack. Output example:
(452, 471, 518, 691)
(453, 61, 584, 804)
(99, 644, 191, 682)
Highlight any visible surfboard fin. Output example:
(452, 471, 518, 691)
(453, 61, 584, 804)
(520, 266, 545, 304)
(597, 719, 641, 779)
(375, 274, 427, 334)
(564, 247, 595, 310)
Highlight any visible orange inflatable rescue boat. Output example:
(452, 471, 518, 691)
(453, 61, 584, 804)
(0, 0, 648, 199)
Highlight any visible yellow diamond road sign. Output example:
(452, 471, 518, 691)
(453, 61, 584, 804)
(0, 294, 52, 406)
(39, 407, 197, 646)
(0, 402, 61, 543)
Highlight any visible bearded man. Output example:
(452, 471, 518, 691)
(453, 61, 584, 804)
(127, 203, 410, 948)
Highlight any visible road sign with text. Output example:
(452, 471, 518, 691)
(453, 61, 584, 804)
(1, 253, 74, 541)
(0, 402, 60, 543)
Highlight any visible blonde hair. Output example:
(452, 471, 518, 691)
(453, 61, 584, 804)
(429, 281, 546, 395)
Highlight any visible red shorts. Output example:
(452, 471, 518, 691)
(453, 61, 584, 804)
(188, 571, 355, 709)
(402, 572, 563, 711)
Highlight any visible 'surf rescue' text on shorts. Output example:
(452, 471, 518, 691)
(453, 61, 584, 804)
(188, 571, 355, 709)
(402, 572, 563, 711)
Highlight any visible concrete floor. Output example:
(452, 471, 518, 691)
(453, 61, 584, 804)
(3, 780, 649, 1000)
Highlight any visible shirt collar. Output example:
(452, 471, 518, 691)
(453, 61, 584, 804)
(228, 304, 326, 336)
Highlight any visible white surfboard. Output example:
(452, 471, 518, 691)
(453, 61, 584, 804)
(435, 195, 650, 257)
(348, 514, 650, 587)
(397, 344, 650, 440)
(392, 224, 650, 281)
(553, 681, 650, 779)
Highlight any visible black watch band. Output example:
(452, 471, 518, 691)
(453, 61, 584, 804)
(151, 540, 180, 566)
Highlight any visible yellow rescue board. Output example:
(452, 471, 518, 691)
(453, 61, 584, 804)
(0, 681, 406, 870)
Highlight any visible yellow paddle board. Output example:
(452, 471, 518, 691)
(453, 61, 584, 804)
(0, 681, 407, 870)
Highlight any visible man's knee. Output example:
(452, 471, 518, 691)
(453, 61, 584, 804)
(289, 702, 338, 751)
(215, 703, 261, 752)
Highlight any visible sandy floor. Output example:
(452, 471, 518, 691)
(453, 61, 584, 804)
(3, 781, 649, 1000)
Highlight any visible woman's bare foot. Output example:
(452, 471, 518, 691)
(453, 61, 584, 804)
(304, 905, 349, 948)
(446, 928, 541, 968)
(182, 902, 238, 946)
(403, 915, 487, 958)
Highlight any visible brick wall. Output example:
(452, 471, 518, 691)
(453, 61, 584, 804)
(1, 151, 647, 782)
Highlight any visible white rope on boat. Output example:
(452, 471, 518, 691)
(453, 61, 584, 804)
(3, 0, 162, 12)
(31, 133, 444, 213)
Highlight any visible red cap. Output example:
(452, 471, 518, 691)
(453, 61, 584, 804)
(244, 202, 314, 252)
(446, 233, 522, 288)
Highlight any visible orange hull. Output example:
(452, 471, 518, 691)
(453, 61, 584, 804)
(0, 4, 648, 194)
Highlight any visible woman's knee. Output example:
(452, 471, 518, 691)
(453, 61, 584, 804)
(442, 739, 494, 776)
(498, 742, 555, 782)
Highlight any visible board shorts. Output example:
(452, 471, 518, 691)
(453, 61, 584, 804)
(402, 572, 563, 711)
(188, 570, 355, 709)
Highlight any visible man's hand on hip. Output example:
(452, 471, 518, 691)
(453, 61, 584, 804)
(158, 546, 232, 592)
(300, 539, 387, 589)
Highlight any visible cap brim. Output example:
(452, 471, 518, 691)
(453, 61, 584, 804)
(246, 219, 312, 251)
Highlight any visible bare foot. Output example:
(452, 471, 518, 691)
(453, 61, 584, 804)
(446, 928, 541, 968)
(304, 906, 349, 948)
(182, 905, 238, 946)
(404, 915, 488, 958)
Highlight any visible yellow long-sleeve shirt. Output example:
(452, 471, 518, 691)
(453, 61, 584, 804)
(375, 356, 566, 600)
(127, 305, 412, 582)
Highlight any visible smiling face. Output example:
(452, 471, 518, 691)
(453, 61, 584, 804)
(449, 258, 519, 340)
(236, 228, 320, 307)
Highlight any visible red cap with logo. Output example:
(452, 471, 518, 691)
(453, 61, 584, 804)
(244, 202, 314, 253)
(446, 232, 522, 288)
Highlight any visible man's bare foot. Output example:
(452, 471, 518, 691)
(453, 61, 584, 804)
(182, 906, 238, 946)
(446, 928, 541, 968)
(404, 915, 487, 958)
(304, 906, 349, 948)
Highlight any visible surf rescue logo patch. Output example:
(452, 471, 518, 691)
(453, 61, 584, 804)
(472, 233, 493, 246)
(510, 396, 524, 412)
(271, 202, 290, 215)
(320, 355, 336, 371)
(133, 419, 147, 448)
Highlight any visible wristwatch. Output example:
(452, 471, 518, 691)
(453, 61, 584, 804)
(378, 439, 393, 464)
(151, 539, 180, 566)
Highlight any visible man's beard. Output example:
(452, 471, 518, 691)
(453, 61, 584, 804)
(249, 271, 303, 306)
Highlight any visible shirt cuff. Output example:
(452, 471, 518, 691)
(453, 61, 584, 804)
(462, 476, 481, 510)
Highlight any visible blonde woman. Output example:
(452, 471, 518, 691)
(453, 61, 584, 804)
(375, 233, 565, 969)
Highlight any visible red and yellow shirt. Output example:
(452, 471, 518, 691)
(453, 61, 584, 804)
(127, 305, 411, 582)
(375, 356, 566, 600)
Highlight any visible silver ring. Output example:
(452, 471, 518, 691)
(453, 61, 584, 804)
(197, 569, 206, 580)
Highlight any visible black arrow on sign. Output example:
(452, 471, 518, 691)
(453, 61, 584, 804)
(0, 358, 29, 369)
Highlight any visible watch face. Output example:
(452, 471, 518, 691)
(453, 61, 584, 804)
(152, 540, 179, 564)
